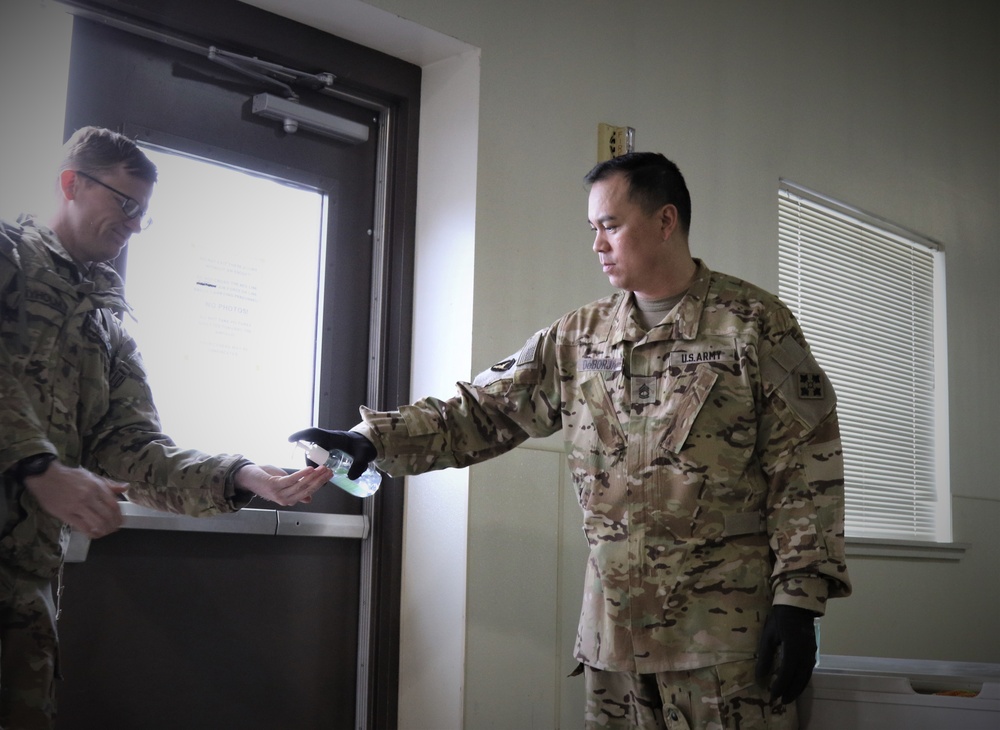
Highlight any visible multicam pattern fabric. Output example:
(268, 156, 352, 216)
(0, 567, 58, 728)
(583, 661, 797, 730)
(0, 218, 251, 580)
(356, 260, 851, 673)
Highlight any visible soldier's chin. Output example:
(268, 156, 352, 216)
(98, 242, 128, 263)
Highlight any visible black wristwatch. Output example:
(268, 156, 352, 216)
(11, 453, 58, 482)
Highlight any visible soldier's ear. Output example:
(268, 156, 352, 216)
(659, 203, 679, 241)
(58, 170, 80, 201)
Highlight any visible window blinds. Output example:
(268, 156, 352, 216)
(777, 183, 949, 542)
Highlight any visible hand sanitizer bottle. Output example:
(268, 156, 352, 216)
(296, 440, 382, 498)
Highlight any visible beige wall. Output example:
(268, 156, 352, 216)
(264, 1, 1000, 727)
(12, 0, 997, 727)
(0, 2, 72, 222)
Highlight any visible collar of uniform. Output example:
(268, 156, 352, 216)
(17, 215, 130, 312)
(666, 259, 711, 340)
(607, 291, 645, 345)
(18, 216, 87, 284)
(615, 259, 712, 343)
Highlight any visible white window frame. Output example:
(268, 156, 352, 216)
(777, 180, 952, 546)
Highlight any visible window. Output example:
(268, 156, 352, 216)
(778, 181, 950, 542)
(124, 146, 325, 467)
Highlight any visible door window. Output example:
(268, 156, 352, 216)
(125, 146, 325, 466)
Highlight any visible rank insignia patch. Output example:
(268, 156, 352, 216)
(632, 376, 656, 404)
(798, 372, 824, 399)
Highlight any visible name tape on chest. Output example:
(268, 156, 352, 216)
(579, 357, 623, 372)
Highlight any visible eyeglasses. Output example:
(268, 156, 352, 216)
(75, 170, 153, 230)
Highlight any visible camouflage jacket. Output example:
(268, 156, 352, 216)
(1, 218, 251, 579)
(356, 260, 851, 672)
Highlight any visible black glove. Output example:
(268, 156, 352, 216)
(754, 604, 819, 705)
(288, 428, 377, 481)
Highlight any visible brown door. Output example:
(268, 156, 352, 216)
(54, 2, 417, 728)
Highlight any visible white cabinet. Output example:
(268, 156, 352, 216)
(799, 656, 1000, 730)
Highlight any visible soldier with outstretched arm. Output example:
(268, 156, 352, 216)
(293, 152, 851, 730)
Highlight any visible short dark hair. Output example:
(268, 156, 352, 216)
(59, 126, 158, 183)
(584, 152, 691, 234)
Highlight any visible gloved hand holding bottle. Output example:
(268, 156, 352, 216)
(289, 427, 381, 498)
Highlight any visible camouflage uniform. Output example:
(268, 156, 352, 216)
(583, 662, 795, 730)
(0, 217, 253, 726)
(356, 260, 851, 677)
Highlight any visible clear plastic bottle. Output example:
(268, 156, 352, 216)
(295, 440, 382, 497)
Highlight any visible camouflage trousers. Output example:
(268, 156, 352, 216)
(583, 661, 798, 730)
(0, 564, 58, 730)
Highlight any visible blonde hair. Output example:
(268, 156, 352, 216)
(59, 126, 158, 183)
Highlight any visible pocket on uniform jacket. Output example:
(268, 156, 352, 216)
(398, 403, 442, 436)
(578, 375, 626, 453)
(659, 365, 719, 453)
(714, 659, 759, 698)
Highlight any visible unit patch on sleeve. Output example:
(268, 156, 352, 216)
(473, 354, 517, 388)
(491, 357, 516, 373)
(798, 372, 825, 399)
(473, 330, 545, 389)
(761, 334, 837, 429)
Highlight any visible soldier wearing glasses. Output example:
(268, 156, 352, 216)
(0, 126, 331, 728)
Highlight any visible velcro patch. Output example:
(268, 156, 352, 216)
(723, 511, 766, 537)
(110, 360, 132, 390)
(517, 331, 542, 366)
